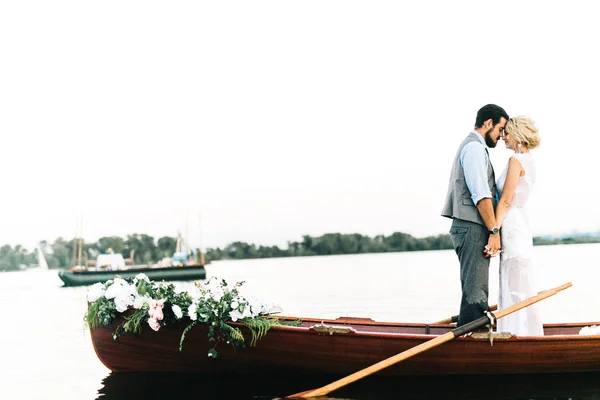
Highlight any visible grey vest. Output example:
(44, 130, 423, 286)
(441, 132, 497, 227)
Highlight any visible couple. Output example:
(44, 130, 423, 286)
(442, 104, 543, 336)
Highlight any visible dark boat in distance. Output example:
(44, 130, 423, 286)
(89, 313, 600, 376)
(59, 263, 208, 286)
(60, 231, 209, 286)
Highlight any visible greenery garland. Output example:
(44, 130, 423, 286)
(85, 274, 300, 357)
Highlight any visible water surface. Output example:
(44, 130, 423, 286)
(1, 244, 599, 399)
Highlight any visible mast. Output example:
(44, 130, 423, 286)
(72, 216, 78, 267)
(185, 214, 189, 259)
(78, 214, 83, 268)
(199, 212, 205, 264)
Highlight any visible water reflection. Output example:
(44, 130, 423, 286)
(96, 372, 333, 400)
(97, 371, 600, 400)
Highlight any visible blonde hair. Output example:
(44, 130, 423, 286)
(505, 116, 541, 150)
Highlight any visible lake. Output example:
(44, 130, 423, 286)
(1, 243, 600, 399)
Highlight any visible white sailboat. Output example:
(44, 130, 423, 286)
(36, 246, 49, 270)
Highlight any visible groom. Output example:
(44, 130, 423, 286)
(441, 104, 508, 327)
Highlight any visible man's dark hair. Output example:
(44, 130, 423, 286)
(475, 104, 509, 128)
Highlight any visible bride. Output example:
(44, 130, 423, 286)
(494, 116, 543, 336)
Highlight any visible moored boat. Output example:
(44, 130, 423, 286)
(60, 232, 210, 286)
(59, 264, 208, 286)
(89, 314, 600, 376)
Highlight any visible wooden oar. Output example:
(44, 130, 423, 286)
(287, 282, 572, 399)
(433, 304, 498, 324)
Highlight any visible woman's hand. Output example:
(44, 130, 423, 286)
(484, 235, 501, 258)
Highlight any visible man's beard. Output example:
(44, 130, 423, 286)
(484, 128, 497, 148)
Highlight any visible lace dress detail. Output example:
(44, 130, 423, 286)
(496, 153, 543, 336)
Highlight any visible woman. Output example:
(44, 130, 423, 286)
(494, 116, 543, 336)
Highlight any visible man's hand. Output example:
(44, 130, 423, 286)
(484, 234, 501, 258)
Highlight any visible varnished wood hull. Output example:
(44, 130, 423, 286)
(58, 264, 208, 286)
(89, 316, 600, 376)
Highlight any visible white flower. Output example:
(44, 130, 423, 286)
(244, 295, 282, 317)
(190, 288, 202, 303)
(104, 278, 137, 312)
(230, 300, 239, 310)
(172, 304, 183, 319)
(241, 305, 253, 319)
(229, 309, 244, 322)
(133, 273, 150, 284)
(133, 295, 152, 310)
(114, 297, 131, 313)
(212, 289, 223, 303)
(87, 283, 106, 302)
(202, 278, 225, 302)
(104, 278, 131, 299)
(188, 303, 197, 321)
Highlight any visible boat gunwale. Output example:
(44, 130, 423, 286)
(271, 315, 600, 336)
(85, 302, 600, 341)
(62, 264, 209, 275)
(231, 319, 600, 341)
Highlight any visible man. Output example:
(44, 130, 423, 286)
(441, 104, 508, 327)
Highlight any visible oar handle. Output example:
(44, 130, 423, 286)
(433, 304, 498, 324)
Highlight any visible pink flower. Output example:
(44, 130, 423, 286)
(148, 299, 165, 321)
(148, 317, 161, 331)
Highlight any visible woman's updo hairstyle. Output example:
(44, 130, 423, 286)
(505, 116, 541, 150)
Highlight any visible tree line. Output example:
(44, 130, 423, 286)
(1, 231, 599, 272)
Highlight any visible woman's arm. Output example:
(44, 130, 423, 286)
(495, 157, 524, 228)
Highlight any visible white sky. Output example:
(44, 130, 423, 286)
(1, 1, 599, 251)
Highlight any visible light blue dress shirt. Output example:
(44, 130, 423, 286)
(460, 132, 493, 205)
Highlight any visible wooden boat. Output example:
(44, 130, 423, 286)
(59, 263, 208, 286)
(89, 314, 600, 376)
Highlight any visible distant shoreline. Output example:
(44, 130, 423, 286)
(1, 231, 599, 272)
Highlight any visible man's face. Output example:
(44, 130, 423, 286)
(484, 117, 507, 148)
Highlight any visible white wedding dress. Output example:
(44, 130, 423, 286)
(496, 152, 544, 336)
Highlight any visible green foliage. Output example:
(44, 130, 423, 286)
(241, 317, 276, 347)
(0, 244, 36, 271)
(222, 324, 245, 347)
(98, 236, 125, 254)
(123, 308, 149, 335)
(179, 321, 197, 351)
(5, 230, 600, 271)
(207, 349, 218, 358)
(242, 317, 302, 347)
(157, 236, 177, 259)
(202, 231, 456, 261)
(533, 235, 600, 246)
(85, 297, 116, 329)
(86, 275, 291, 359)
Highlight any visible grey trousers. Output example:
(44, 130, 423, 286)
(450, 218, 490, 327)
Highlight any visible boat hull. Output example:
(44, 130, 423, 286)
(59, 265, 207, 286)
(89, 316, 600, 376)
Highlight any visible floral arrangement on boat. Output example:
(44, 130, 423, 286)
(85, 274, 298, 357)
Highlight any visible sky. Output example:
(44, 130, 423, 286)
(1, 1, 599, 252)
